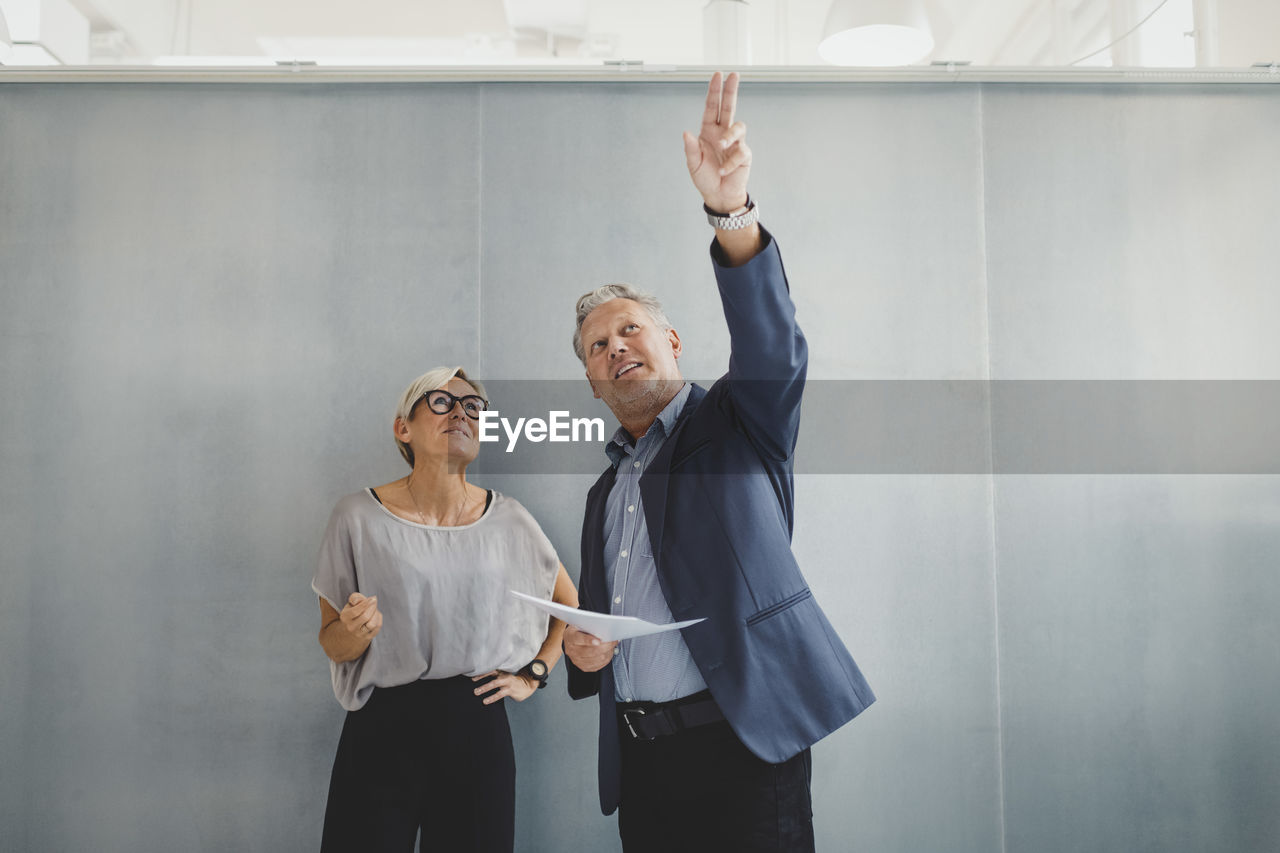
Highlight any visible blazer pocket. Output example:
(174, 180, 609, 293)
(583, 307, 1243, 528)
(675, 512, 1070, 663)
(745, 588, 813, 627)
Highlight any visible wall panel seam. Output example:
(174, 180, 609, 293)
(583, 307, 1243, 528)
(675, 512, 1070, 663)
(977, 81, 1010, 853)
(477, 84, 484, 377)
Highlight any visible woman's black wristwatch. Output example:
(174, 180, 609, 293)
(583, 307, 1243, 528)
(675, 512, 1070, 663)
(519, 659, 549, 689)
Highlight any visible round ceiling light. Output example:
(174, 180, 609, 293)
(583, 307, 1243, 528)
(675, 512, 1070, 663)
(818, 0, 935, 67)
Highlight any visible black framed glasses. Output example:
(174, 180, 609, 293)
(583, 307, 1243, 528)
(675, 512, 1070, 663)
(421, 389, 489, 419)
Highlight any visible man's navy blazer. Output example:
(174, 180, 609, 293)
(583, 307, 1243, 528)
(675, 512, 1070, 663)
(567, 233, 876, 815)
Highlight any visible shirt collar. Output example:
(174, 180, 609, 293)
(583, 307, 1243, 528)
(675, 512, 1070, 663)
(605, 382, 691, 468)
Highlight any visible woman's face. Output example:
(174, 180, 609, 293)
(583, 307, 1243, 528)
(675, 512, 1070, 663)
(403, 377, 485, 468)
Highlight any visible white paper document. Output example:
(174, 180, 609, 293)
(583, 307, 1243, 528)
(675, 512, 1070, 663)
(510, 590, 705, 642)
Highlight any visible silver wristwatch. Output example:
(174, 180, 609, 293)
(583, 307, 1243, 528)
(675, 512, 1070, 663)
(704, 196, 759, 230)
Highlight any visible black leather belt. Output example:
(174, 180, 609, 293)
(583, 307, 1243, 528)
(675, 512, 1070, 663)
(618, 691, 725, 740)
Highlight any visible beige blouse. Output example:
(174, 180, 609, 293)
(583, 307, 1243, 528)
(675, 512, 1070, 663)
(312, 489, 559, 711)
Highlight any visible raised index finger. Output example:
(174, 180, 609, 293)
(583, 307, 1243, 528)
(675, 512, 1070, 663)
(719, 71, 740, 127)
(701, 71, 724, 130)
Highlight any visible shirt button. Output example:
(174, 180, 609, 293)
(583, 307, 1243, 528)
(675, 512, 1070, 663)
(614, 596, 622, 604)
(613, 648, 620, 656)
(633, 460, 641, 468)
(627, 505, 635, 513)
(620, 550, 627, 558)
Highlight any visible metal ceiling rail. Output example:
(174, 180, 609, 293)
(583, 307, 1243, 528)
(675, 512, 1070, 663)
(1, 63, 1279, 84)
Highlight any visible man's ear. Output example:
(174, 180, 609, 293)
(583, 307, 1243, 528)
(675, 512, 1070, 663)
(586, 370, 602, 400)
(667, 327, 682, 360)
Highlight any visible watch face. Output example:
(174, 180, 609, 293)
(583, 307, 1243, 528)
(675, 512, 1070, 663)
(531, 661, 547, 678)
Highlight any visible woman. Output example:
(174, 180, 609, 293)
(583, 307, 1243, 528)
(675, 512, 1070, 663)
(312, 366, 578, 852)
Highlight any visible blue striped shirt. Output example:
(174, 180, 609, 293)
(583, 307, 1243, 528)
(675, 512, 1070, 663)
(603, 383, 708, 703)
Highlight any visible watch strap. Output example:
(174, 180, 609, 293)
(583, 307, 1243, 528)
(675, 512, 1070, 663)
(519, 658, 550, 688)
(704, 195, 759, 230)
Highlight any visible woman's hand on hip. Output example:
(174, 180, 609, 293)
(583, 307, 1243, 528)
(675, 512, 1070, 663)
(472, 671, 536, 704)
(339, 592, 382, 640)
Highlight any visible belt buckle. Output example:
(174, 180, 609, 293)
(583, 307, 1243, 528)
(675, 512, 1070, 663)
(623, 707, 652, 740)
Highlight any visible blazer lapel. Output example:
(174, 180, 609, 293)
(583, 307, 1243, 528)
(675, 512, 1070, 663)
(638, 383, 707, 568)
(580, 466, 616, 614)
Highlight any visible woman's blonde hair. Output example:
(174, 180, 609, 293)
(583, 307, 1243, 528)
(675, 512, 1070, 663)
(393, 366, 488, 468)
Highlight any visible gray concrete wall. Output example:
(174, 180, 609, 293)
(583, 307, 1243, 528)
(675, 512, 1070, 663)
(1, 79, 1276, 852)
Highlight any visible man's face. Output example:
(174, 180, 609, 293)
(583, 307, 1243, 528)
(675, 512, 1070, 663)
(580, 298, 683, 416)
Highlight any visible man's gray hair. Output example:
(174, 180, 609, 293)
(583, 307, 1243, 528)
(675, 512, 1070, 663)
(572, 284, 674, 365)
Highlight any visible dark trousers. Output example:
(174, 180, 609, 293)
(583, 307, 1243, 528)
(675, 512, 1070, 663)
(320, 676, 515, 853)
(617, 717, 816, 853)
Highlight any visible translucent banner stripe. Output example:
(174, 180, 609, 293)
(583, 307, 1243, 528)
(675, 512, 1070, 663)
(461, 380, 1280, 475)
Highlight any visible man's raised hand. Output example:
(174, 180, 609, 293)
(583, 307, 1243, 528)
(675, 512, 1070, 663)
(683, 71, 751, 214)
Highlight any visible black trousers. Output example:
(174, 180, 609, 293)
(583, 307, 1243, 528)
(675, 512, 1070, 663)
(617, 717, 816, 853)
(320, 676, 515, 853)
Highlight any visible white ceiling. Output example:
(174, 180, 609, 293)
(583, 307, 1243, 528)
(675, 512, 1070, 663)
(37, 0, 1280, 67)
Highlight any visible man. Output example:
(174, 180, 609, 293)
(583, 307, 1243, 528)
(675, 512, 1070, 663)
(563, 72, 875, 851)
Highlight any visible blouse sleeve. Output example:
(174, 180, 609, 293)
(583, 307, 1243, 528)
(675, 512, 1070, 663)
(312, 498, 359, 611)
